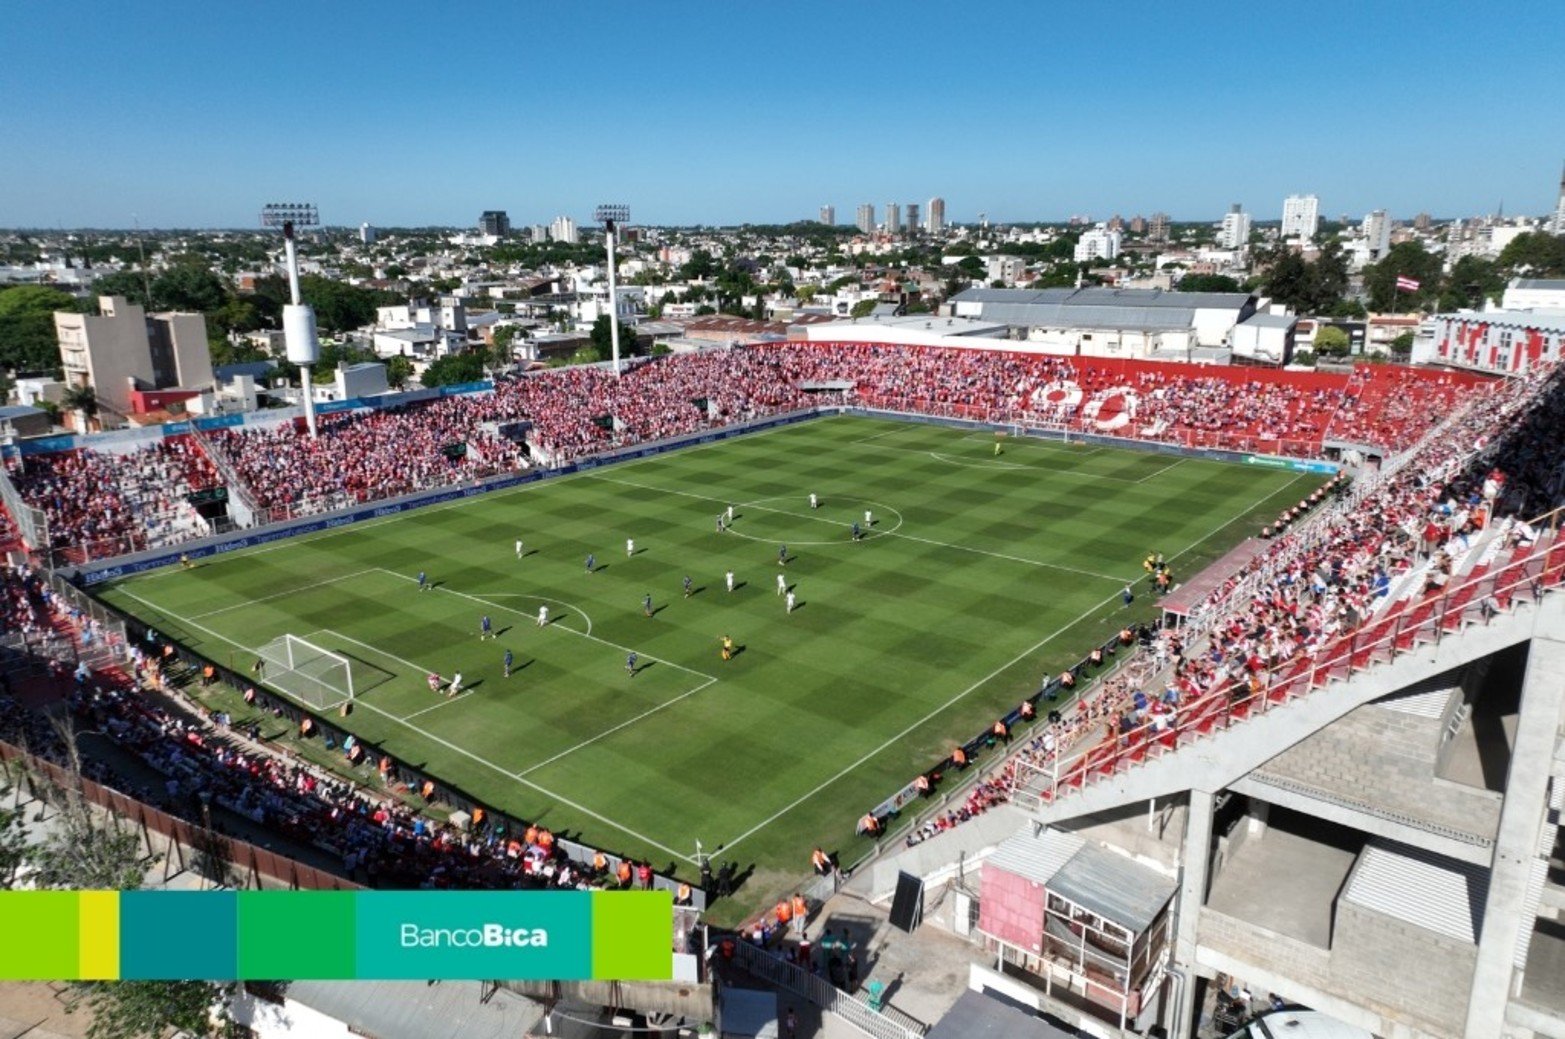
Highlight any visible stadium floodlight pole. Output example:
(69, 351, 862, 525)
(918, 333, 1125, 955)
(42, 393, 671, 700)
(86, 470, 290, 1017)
(261, 202, 323, 438)
(595, 204, 630, 377)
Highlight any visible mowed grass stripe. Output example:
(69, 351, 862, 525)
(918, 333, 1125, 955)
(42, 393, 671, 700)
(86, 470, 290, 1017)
(98, 415, 1319, 911)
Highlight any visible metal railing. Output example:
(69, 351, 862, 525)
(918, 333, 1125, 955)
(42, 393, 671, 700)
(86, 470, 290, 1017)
(1019, 510, 1565, 807)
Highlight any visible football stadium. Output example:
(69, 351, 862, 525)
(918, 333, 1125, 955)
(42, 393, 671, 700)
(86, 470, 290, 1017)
(4, 336, 1565, 1038)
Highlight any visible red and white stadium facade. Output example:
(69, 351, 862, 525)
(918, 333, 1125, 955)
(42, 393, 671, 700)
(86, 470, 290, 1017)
(1427, 310, 1565, 375)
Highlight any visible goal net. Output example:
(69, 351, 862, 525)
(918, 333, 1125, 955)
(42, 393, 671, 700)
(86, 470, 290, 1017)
(255, 634, 355, 711)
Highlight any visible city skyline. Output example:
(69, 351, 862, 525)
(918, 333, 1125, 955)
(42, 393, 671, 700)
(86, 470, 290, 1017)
(3, 0, 1563, 229)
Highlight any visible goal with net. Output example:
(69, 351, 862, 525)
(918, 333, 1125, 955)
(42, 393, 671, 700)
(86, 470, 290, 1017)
(255, 634, 355, 711)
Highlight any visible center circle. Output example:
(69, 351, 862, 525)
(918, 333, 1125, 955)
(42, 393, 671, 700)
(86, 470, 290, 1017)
(722, 496, 904, 546)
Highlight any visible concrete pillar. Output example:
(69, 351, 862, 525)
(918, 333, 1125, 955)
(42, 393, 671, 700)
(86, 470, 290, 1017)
(1247, 800, 1271, 840)
(1464, 602, 1565, 1039)
(1173, 789, 1216, 1039)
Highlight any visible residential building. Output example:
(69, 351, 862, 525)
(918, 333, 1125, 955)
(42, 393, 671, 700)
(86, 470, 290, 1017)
(359, 223, 375, 245)
(1219, 204, 1251, 251)
(985, 255, 1026, 285)
(857, 203, 875, 234)
(53, 296, 214, 421)
(1282, 194, 1321, 239)
(1362, 210, 1392, 260)
(906, 202, 920, 234)
(885, 203, 901, 234)
(1073, 223, 1122, 263)
(529, 224, 548, 243)
(1148, 212, 1170, 242)
(927, 197, 946, 234)
(1414, 212, 1432, 231)
(1129, 214, 1147, 235)
(549, 216, 578, 244)
(819, 205, 835, 226)
(478, 210, 511, 237)
(1108, 214, 1124, 232)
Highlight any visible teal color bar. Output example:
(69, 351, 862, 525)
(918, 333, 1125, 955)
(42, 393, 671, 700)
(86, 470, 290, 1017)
(354, 891, 592, 980)
(120, 890, 237, 980)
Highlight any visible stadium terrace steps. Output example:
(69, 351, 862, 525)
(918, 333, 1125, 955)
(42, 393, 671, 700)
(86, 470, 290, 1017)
(1015, 532, 1560, 826)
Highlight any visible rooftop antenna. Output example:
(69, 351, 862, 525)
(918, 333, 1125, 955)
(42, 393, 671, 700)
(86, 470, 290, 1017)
(261, 202, 322, 437)
(594, 204, 630, 377)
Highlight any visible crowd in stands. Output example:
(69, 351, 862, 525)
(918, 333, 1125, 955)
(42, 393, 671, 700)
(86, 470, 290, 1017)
(1027, 360, 1565, 797)
(2, 345, 1494, 562)
(208, 398, 530, 517)
(8, 437, 220, 560)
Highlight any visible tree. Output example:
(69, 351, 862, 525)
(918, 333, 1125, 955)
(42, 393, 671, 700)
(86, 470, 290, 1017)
(0, 770, 27, 888)
(386, 354, 414, 389)
(0, 285, 80, 375)
(590, 315, 638, 359)
(419, 351, 487, 387)
(1314, 326, 1351, 357)
(1496, 231, 1565, 277)
(1363, 241, 1442, 312)
(66, 982, 230, 1039)
(849, 299, 878, 319)
(1175, 274, 1241, 293)
(1391, 332, 1415, 358)
(150, 265, 227, 313)
(1441, 256, 1506, 311)
(87, 270, 153, 308)
(62, 385, 98, 418)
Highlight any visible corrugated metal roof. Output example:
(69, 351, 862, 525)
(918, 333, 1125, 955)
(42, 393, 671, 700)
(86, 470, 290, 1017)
(1342, 840, 1488, 943)
(1439, 310, 1565, 334)
(928, 990, 1080, 1039)
(987, 826, 1084, 885)
(1514, 857, 1548, 968)
(1514, 279, 1565, 290)
(978, 302, 1197, 331)
(1241, 313, 1298, 329)
(1047, 842, 1177, 933)
(951, 286, 1252, 311)
(283, 980, 545, 1039)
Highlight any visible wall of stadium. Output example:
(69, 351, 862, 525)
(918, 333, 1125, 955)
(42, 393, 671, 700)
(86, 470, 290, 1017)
(1422, 311, 1565, 374)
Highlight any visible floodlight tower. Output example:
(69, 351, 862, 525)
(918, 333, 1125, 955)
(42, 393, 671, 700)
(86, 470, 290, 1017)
(595, 204, 630, 376)
(261, 203, 323, 437)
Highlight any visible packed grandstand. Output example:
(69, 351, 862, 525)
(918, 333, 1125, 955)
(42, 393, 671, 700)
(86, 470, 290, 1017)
(1, 342, 1563, 920)
(1, 344, 1495, 563)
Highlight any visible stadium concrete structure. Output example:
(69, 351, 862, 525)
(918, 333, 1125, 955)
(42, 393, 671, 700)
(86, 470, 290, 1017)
(1423, 281, 1565, 375)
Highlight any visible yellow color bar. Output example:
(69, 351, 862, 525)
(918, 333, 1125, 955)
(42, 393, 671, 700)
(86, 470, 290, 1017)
(78, 891, 120, 979)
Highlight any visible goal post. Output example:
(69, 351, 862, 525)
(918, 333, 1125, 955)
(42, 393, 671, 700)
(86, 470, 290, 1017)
(256, 633, 355, 711)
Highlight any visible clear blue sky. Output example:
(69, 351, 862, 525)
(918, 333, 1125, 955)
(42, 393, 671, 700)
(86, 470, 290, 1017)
(4, 0, 1561, 229)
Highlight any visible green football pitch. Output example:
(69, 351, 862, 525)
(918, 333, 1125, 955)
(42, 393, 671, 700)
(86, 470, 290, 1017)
(96, 415, 1319, 909)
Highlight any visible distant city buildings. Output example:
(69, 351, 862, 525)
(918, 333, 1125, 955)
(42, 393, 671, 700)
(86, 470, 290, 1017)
(1282, 193, 1320, 239)
(1362, 209, 1391, 260)
(359, 223, 375, 245)
(478, 210, 511, 237)
(1148, 212, 1170, 242)
(549, 216, 578, 244)
(885, 202, 901, 234)
(1073, 223, 1122, 262)
(1413, 212, 1432, 231)
(856, 203, 875, 234)
(529, 224, 548, 243)
(1219, 203, 1251, 251)
(819, 205, 835, 226)
(927, 197, 946, 234)
(905, 202, 920, 234)
(1129, 214, 1147, 235)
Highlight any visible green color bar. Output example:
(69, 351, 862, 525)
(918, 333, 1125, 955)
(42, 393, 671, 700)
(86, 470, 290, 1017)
(592, 891, 673, 980)
(237, 890, 356, 979)
(0, 891, 80, 979)
(120, 890, 237, 980)
(0, 890, 672, 981)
